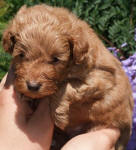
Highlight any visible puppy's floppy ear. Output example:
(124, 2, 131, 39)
(69, 28, 89, 64)
(2, 27, 16, 54)
(2, 5, 27, 54)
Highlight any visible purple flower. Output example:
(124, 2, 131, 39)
(121, 54, 136, 150)
(108, 47, 117, 51)
(121, 42, 128, 48)
(122, 59, 133, 66)
(108, 45, 136, 150)
(108, 47, 119, 58)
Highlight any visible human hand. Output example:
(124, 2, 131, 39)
(0, 69, 54, 150)
(61, 128, 120, 150)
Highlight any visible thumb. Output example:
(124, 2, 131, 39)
(0, 64, 15, 91)
(4, 65, 15, 89)
(0, 73, 8, 91)
(27, 98, 54, 136)
(28, 98, 53, 127)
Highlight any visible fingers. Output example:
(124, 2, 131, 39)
(0, 65, 15, 91)
(62, 128, 119, 150)
(29, 98, 53, 126)
(0, 73, 8, 91)
(0, 66, 54, 139)
(0, 65, 16, 106)
(25, 98, 54, 150)
(4, 65, 15, 89)
(0, 84, 15, 108)
(0, 66, 32, 126)
(27, 98, 54, 135)
(0, 89, 34, 131)
(99, 128, 120, 149)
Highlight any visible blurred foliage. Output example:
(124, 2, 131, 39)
(0, 44, 11, 80)
(0, 0, 136, 80)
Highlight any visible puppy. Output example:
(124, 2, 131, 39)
(2, 4, 134, 150)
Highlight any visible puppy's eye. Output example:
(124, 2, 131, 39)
(19, 53, 24, 58)
(52, 57, 59, 63)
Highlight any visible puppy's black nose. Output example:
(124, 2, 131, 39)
(27, 81, 41, 91)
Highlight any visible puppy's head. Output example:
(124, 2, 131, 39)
(2, 6, 89, 99)
(3, 26, 73, 98)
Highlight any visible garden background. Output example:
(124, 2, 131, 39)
(0, 0, 136, 149)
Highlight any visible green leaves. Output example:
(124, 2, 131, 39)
(0, 22, 7, 39)
(79, 0, 136, 57)
(0, 45, 11, 80)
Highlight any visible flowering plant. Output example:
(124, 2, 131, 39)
(108, 28, 136, 150)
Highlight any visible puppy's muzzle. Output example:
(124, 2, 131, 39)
(26, 81, 41, 91)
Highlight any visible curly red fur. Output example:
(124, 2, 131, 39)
(2, 4, 134, 150)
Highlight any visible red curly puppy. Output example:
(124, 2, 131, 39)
(2, 4, 133, 150)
